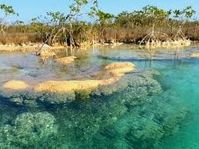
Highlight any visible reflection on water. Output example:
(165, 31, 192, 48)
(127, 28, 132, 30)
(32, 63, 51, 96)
(0, 46, 199, 148)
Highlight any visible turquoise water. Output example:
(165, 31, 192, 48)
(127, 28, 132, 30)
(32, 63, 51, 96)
(154, 59, 199, 149)
(1, 47, 199, 148)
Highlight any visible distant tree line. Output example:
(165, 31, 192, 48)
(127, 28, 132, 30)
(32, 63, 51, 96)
(0, 1, 198, 47)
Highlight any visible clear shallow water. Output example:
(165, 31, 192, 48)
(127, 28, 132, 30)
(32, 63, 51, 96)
(1, 47, 199, 148)
(153, 59, 199, 149)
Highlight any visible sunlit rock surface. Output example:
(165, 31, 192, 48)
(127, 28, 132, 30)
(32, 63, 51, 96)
(190, 52, 199, 58)
(141, 39, 191, 49)
(0, 62, 136, 104)
(35, 80, 102, 93)
(34, 62, 135, 94)
(104, 62, 135, 76)
(3, 80, 30, 90)
(0, 70, 159, 105)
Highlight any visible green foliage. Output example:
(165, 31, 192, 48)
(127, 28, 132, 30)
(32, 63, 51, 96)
(115, 6, 170, 28)
(183, 6, 196, 19)
(47, 11, 66, 25)
(173, 6, 196, 20)
(69, 0, 98, 20)
(0, 4, 17, 16)
(142, 5, 169, 20)
(96, 10, 114, 24)
(0, 4, 18, 37)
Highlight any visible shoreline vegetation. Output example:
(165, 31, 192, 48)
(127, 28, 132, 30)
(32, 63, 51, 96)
(0, 39, 194, 52)
(1, 40, 199, 60)
(0, 3, 198, 53)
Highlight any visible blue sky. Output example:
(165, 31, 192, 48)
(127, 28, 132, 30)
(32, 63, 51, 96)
(1, 0, 199, 22)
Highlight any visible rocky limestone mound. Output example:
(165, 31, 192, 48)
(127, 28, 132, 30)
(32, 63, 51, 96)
(0, 62, 136, 105)
(140, 39, 191, 49)
(190, 52, 199, 58)
(0, 70, 161, 106)
(36, 44, 56, 59)
(34, 62, 136, 94)
(3, 80, 30, 90)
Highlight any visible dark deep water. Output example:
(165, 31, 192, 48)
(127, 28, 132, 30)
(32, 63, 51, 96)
(1, 46, 199, 148)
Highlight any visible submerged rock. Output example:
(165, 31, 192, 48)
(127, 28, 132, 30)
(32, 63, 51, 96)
(0, 112, 57, 148)
(55, 56, 77, 65)
(54, 94, 128, 147)
(93, 70, 161, 100)
(104, 62, 136, 77)
(91, 90, 189, 149)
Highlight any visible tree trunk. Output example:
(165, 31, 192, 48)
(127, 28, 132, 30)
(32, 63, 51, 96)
(69, 23, 73, 53)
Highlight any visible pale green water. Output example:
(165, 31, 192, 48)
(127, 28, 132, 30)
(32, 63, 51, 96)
(0, 47, 199, 148)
